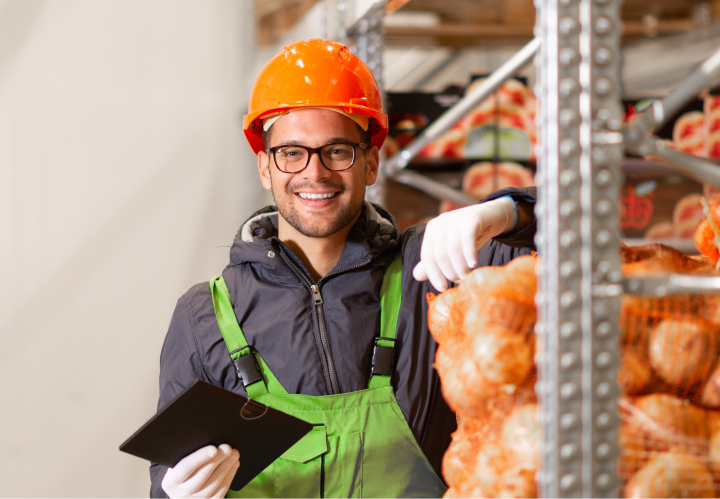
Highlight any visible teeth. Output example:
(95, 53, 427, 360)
(298, 192, 337, 200)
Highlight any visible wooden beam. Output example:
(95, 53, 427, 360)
(254, 0, 320, 45)
(385, 23, 534, 38)
(384, 18, 697, 44)
(623, 18, 695, 35)
(255, 0, 298, 18)
(384, 35, 534, 48)
(501, 0, 535, 26)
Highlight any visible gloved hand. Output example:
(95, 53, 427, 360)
(162, 444, 240, 498)
(413, 197, 517, 292)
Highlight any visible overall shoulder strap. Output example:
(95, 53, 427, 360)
(369, 253, 403, 389)
(209, 276, 287, 397)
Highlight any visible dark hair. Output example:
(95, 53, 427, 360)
(262, 122, 372, 150)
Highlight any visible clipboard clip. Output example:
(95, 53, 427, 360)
(240, 398, 269, 420)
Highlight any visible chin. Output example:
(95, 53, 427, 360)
(288, 211, 355, 238)
(277, 194, 364, 239)
(299, 224, 342, 239)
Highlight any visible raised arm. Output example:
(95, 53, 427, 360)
(414, 187, 536, 291)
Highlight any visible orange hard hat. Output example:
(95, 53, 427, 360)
(243, 39, 388, 154)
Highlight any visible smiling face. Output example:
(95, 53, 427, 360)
(257, 109, 379, 239)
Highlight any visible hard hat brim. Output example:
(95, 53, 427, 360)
(244, 103, 388, 155)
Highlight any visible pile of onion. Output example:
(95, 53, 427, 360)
(428, 256, 539, 498)
(430, 247, 720, 498)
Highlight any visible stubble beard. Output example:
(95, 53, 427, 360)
(271, 175, 365, 239)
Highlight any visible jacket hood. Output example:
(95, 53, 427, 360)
(228, 201, 400, 267)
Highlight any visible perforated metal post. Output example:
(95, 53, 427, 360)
(349, 7, 386, 205)
(535, 0, 623, 495)
(351, 10, 384, 85)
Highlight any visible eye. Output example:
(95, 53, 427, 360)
(277, 147, 306, 160)
(326, 145, 352, 158)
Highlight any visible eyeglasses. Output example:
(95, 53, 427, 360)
(266, 142, 369, 173)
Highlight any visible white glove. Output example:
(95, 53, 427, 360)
(413, 197, 517, 292)
(162, 444, 240, 498)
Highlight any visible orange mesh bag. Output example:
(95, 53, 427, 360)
(428, 256, 537, 420)
(439, 324, 535, 419)
(620, 244, 718, 396)
(431, 246, 720, 498)
(428, 256, 539, 497)
(619, 395, 708, 461)
(624, 453, 715, 498)
(621, 244, 716, 328)
(442, 395, 539, 498)
(618, 243, 720, 497)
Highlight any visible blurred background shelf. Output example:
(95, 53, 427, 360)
(622, 237, 699, 254)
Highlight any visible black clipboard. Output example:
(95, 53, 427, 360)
(119, 379, 313, 491)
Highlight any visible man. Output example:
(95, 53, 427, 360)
(151, 39, 535, 498)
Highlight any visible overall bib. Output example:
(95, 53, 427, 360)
(209, 256, 447, 498)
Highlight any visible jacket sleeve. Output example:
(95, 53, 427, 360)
(480, 186, 537, 249)
(150, 294, 210, 498)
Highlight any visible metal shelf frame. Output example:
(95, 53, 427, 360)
(334, 0, 720, 497)
(339, 2, 720, 211)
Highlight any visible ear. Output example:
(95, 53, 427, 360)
(257, 151, 272, 191)
(364, 146, 380, 186)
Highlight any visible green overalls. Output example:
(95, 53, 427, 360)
(209, 255, 447, 498)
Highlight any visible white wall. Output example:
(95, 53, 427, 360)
(0, 0, 271, 496)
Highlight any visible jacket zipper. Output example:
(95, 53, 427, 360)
(309, 283, 338, 394)
(279, 245, 369, 395)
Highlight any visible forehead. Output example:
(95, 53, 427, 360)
(269, 109, 362, 146)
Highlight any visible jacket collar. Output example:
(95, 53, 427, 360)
(228, 201, 400, 269)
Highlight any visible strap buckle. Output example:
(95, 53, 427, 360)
(371, 337, 397, 377)
(230, 346, 264, 387)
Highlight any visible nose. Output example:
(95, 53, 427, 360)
(301, 150, 331, 182)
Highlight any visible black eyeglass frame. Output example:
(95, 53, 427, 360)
(266, 142, 369, 173)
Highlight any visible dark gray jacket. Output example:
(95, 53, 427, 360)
(150, 187, 536, 497)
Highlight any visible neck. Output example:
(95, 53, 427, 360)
(278, 213, 360, 281)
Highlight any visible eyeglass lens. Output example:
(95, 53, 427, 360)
(274, 144, 355, 172)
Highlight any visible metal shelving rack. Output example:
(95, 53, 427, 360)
(335, 0, 720, 496)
